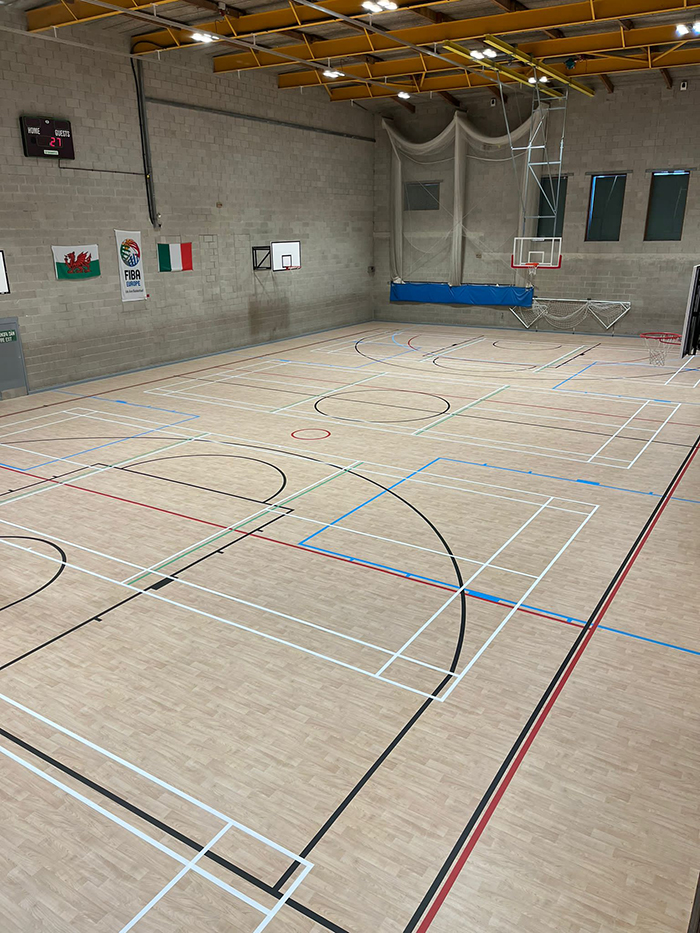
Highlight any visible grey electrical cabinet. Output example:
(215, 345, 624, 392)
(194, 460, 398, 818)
(0, 318, 29, 399)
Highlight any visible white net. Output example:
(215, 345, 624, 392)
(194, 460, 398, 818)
(642, 333, 681, 365)
(510, 297, 631, 331)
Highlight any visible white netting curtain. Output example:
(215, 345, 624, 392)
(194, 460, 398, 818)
(384, 109, 546, 287)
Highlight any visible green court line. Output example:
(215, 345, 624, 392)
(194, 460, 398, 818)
(126, 459, 364, 587)
(413, 385, 509, 436)
(0, 434, 204, 508)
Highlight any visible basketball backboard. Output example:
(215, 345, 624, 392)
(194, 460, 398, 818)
(512, 236, 562, 269)
(271, 241, 301, 272)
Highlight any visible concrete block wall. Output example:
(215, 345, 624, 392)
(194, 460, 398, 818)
(0, 21, 375, 389)
(374, 74, 700, 335)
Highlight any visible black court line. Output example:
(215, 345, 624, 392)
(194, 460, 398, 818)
(3, 439, 468, 924)
(0, 465, 88, 498)
(688, 872, 700, 933)
(0, 725, 349, 933)
(0, 537, 67, 612)
(0, 510, 288, 672)
(116, 452, 290, 503)
(402, 430, 700, 933)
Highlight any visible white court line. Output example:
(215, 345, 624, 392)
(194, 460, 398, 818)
(419, 336, 485, 362)
(0, 439, 90, 469)
(0, 743, 269, 913)
(626, 403, 681, 469)
(0, 414, 81, 441)
(439, 505, 598, 702)
(121, 460, 363, 584)
(664, 355, 696, 385)
(66, 406, 194, 430)
(0, 435, 203, 509)
(586, 400, 649, 463)
(0, 410, 84, 435)
(479, 404, 653, 431)
(0, 537, 446, 700)
(412, 385, 509, 436)
(0, 691, 311, 864)
(118, 821, 235, 933)
(0, 513, 453, 674)
(271, 371, 385, 414)
(172, 428, 599, 510)
(533, 345, 588, 373)
(375, 496, 555, 676)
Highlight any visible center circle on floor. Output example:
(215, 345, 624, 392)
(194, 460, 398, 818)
(314, 388, 450, 424)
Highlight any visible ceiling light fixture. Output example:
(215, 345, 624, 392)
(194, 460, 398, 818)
(191, 32, 216, 42)
(397, 90, 411, 99)
(483, 48, 498, 58)
(323, 69, 344, 78)
(676, 23, 690, 35)
(540, 75, 549, 82)
(528, 76, 537, 84)
(362, 0, 383, 11)
(378, 0, 398, 9)
(470, 49, 485, 60)
(693, 20, 700, 32)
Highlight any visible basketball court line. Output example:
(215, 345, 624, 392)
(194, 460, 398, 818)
(0, 692, 314, 932)
(0, 325, 382, 421)
(406, 431, 700, 932)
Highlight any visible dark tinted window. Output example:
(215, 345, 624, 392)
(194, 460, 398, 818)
(586, 174, 626, 241)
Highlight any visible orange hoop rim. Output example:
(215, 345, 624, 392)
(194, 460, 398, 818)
(640, 331, 681, 345)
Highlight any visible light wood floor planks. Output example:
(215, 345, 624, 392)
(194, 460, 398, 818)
(0, 323, 698, 933)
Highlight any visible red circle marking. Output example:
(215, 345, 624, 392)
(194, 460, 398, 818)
(291, 428, 331, 440)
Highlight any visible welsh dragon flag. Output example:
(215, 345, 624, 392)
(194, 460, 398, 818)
(158, 242, 193, 272)
(52, 245, 100, 280)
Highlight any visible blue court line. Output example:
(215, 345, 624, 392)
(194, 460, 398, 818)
(51, 388, 198, 418)
(25, 417, 196, 469)
(298, 458, 440, 545)
(436, 456, 700, 506)
(552, 361, 597, 389)
(302, 543, 700, 658)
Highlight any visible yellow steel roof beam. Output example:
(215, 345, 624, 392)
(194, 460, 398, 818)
(277, 22, 684, 88)
(211, 0, 700, 72)
(443, 39, 563, 95)
(480, 34, 595, 95)
(326, 46, 700, 99)
(27, 0, 172, 32)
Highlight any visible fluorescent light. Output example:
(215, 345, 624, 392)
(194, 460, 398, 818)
(191, 32, 216, 42)
(397, 91, 411, 99)
(323, 69, 344, 78)
(693, 20, 700, 32)
(483, 48, 498, 58)
(362, 0, 382, 11)
(528, 76, 537, 84)
(676, 23, 690, 35)
(378, 0, 398, 8)
(539, 75, 549, 82)
(470, 49, 485, 60)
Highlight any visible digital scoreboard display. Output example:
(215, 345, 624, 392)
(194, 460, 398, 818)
(20, 116, 75, 160)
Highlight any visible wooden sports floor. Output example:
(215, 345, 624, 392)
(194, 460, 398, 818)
(1, 323, 699, 933)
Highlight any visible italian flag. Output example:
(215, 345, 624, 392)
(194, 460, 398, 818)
(158, 242, 193, 272)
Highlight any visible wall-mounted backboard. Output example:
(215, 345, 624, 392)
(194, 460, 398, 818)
(271, 241, 301, 271)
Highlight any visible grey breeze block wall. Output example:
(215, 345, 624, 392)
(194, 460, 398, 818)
(0, 22, 375, 390)
(374, 74, 700, 335)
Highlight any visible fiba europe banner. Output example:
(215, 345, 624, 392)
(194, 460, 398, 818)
(114, 230, 146, 302)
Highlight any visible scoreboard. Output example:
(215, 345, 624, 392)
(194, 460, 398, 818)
(20, 116, 75, 160)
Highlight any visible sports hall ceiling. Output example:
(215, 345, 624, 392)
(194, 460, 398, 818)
(13, 0, 700, 106)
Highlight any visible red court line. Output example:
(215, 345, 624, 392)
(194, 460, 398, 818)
(0, 326, 380, 421)
(413, 435, 700, 933)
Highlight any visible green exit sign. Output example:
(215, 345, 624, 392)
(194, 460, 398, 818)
(0, 329, 17, 343)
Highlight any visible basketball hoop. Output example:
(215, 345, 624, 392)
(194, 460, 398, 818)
(640, 332, 681, 366)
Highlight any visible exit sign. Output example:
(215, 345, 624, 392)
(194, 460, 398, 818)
(20, 116, 75, 159)
(0, 330, 17, 343)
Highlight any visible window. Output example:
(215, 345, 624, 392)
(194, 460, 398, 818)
(645, 170, 690, 241)
(404, 182, 440, 211)
(586, 173, 627, 241)
(536, 176, 568, 238)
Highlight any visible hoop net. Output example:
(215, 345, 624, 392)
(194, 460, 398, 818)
(640, 332, 681, 366)
(511, 298, 631, 331)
